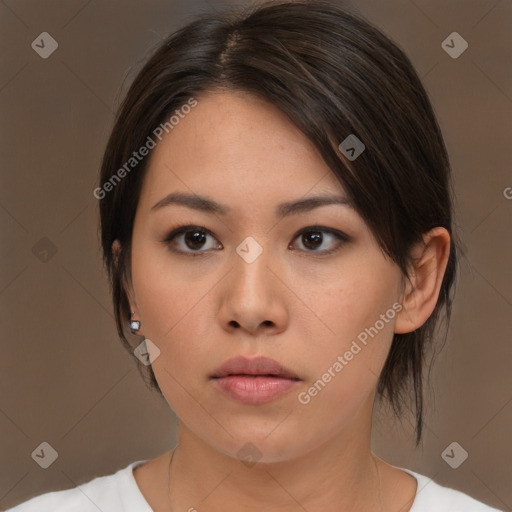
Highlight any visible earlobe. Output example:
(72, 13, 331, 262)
(394, 278, 418, 334)
(112, 239, 142, 331)
(129, 312, 141, 334)
(394, 227, 451, 334)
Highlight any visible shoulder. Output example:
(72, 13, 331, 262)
(4, 460, 151, 512)
(399, 467, 505, 512)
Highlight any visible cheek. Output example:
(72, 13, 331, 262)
(295, 262, 399, 400)
(303, 260, 399, 345)
(295, 306, 395, 433)
(130, 243, 218, 383)
(131, 240, 211, 339)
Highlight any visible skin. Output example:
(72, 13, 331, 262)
(115, 90, 451, 511)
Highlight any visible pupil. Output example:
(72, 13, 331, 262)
(303, 232, 322, 249)
(185, 231, 206, 249)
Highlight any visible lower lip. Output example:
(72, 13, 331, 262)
(213, 375, 299, 404)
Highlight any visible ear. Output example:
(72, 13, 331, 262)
(112, 240, 141, 323)
(394, 227, 451, 334)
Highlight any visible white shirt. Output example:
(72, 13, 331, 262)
(4, 460, 504, 511)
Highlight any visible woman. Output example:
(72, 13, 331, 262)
(7, 1, 503, 511)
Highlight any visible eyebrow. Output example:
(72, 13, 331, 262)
(150, 192, 353, 218)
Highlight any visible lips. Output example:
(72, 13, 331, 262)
(211, 356, 300, 380)
(211, 356, 301, 404)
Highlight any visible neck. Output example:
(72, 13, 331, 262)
(168, 407, 383, 511)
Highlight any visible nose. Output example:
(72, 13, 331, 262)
(217, 243, 289, 337)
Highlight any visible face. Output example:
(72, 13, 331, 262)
(127, 90, 405, 463)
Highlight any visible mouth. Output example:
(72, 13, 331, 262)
(210, 356, 301, 405)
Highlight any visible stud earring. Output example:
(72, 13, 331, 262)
(129, 311, 141, 334)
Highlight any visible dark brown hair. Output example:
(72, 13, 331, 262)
(98, 0, 458, 446)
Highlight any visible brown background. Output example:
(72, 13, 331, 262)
(1, 0, 511, 510)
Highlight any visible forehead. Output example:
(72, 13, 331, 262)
(139, 90, 346, 212)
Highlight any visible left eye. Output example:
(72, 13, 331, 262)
(289, 227, 349, 255)
(162, 225, 349, 256)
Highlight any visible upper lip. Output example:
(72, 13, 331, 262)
(211, 356, 301, 380)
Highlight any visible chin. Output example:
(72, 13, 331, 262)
(201, 424, 318, 466)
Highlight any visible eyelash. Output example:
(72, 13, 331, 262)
(161, 224, 350, 257)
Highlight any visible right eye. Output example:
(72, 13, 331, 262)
(162, 225, 223, 256)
